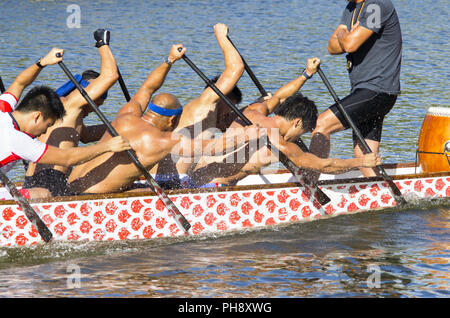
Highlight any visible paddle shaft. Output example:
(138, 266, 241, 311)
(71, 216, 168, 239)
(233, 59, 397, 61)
(227, 36, 314, 163)
(57, 59, 191, 232)
(181, 53, 331, 205)
(317, 67, 406, 206)
(227, 36, 268, 97)
(117, 67, 131, 102)
(0, 170, 53, 242)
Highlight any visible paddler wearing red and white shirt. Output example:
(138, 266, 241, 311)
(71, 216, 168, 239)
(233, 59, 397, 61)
(0, 85, 131, 200)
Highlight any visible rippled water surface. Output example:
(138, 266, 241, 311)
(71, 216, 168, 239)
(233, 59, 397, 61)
(0, 0, 448, 298)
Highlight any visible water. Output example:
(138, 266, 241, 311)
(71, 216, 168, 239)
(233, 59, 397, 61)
(0, 0, 449, 298)
(0, 202, 448, 298)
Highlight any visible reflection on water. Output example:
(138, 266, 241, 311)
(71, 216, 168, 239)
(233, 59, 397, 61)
(0, 204, 448, 297)
(0, 0, 448, 298)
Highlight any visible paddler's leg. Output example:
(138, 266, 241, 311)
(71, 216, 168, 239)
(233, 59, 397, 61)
(307, 108, 346, 182)
(351, 109, 387, 177)
(353, 139, 380, 177)
(310, 109, 346, 157)
(308, 89, 378, 181)
(26, 187, 52, 199)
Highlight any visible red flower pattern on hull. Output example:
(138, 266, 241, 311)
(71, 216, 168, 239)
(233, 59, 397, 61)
(0, 176, 448, 247)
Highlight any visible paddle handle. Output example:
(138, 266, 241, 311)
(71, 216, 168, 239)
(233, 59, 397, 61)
(317, 67, 406, 205)
(57, 58, 191, 232)
(181, 52, 330, 205)
(0, 170, 53, 242)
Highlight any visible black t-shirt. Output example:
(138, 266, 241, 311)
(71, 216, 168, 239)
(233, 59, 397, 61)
(340, 0, 402, 94)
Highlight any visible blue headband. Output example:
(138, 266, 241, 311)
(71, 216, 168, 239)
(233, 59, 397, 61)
(56, 74, 108, 100)
(147, 101, 183, 117)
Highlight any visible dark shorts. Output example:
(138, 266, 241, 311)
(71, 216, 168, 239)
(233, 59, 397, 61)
(23, 169, 74, 197)
(329, 88, 397, 143)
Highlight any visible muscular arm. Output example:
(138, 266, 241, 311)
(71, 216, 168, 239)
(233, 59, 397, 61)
(328, 25, 347, 55)
(117, 44, 186, 117)
(6, 64, 42, 100)
(63, 45, 119, 110)
(38, 136, 130, 167)
(123, 62, 172, 116)
(265, 76, 308, 114)
(276, 137, 380, 174)
(171, 126, 255, 158)
(244, 58, 321, 116)
(331, 24, 374, 54)
(198, 24, 244, 106)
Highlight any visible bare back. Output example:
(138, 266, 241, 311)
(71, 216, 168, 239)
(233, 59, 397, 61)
(189, 107, 279, 185)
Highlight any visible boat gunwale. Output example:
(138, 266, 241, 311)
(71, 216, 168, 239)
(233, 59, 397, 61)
(0, 163, 448, 206)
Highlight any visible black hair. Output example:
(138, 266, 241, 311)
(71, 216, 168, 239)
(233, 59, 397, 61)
(82, 69, 100, 81)
(205, 75, 242, 104)
(273, 92, 318, 132)
(15, 85, 66, 120)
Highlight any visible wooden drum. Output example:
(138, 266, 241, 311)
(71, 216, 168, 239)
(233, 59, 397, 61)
(418, 107, 450, 172)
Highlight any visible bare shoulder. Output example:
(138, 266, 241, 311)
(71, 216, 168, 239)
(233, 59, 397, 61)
(242, 109, 275, 128)
(177, 96, 217, 129)
(245, 102, 268, 115)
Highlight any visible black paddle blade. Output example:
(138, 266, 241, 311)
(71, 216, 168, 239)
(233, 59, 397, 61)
(316, 188, 331, 205)
(28, 213, 53, 243)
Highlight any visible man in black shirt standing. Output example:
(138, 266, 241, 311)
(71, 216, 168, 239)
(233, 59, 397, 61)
(309, 0, 402, 177)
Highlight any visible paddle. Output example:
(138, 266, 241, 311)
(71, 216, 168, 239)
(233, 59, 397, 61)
(317, 67, 407, 206)
(180, 52, 331, 206)
(0, 172, 53, 242)
(0, 76, 5, 93)
(117, 67, 131, 102)
(56, 55, 192, 232)
(0, 75, 53, 243)
(226, 35, 268, 98)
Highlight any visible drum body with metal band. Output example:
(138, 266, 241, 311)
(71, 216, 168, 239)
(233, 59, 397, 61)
(418, 107, 450, 172)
